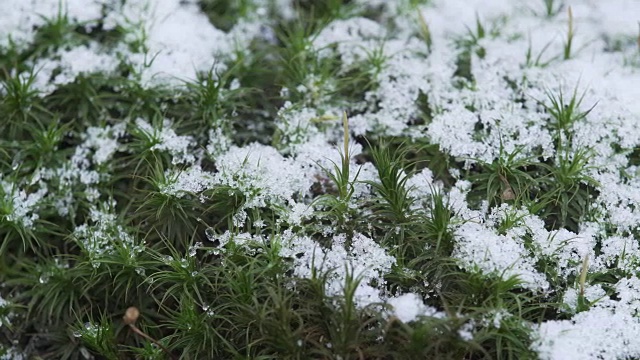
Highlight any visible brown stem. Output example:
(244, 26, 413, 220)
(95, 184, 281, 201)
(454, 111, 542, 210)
(498, 173, 515, 200)
(123, 307, 177, 360)
(128, 324, 178, 360)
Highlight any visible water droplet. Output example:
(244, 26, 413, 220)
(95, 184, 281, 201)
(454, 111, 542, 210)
(135, 267, 145, 276)
(39, 274, 50, 284)
(205, 227, 215, 241)
(72, 330, 82, 338)
(189, 242, 204, 257)
(80, 346, 91, 359)
(191, 271, 198, 277)
(162, 255, 173, 264)
(202, 304, 210, 311)
(188, 247, 197, 257)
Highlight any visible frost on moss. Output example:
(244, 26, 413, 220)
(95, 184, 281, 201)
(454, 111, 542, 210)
(134, 118, 196, 164)
(73, 203, 144, 269)
(278, 230, 395, 308)
(0, 181, 47, 229)
(533, 300, 640, 360)
(453, 220, 550, 292)
(3, 0, 640, 358)
(386, 292, 444, 323)
(214, 143, 313, 207)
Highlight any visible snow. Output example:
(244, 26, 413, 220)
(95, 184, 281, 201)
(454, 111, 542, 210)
(0, 0, 104, 48)
(213, 142, 313, 210)
(134, 118, 196, 164)
(278, 230, 395, 308)
(453, 219, 550, 292)
(73, 203, 143, 268)
(114, 0, 230, 86)
(387, 292, 443, 323)
(160, 165, 215, 200)
(533, 305, 640, 360)
(3, 0, 640, 358)
(1, 180, 47, 229)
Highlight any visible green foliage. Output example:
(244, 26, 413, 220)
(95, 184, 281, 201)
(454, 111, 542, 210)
(541, 0, 564, 17)
(363, 140, 415, 226)
(383, 315, 474, 359)
(563, 7, 574, 60)
(295, 0, 356, 23)
(44, 74, 112, 127)
(0, 2, 622, 360)
(464, 86, 600, 233)
(179, 66, 247, 136)
(162, 296, 227, 358)
(313, 113, 363, 236)
(543, 147, 599, 232)
(453, 15, 503, 84)
(543, 84, 597, 149)
(133, 170, 204, 250)
(0, 70, 50, 140)
(33, 7, 78, 54)
(199, 0, 256, 31)
(330, 273, 384, 358)
(468, 140, 547, 210)
(0, 188, 44, 257)
(73, 315, 119, 360)
(274, 16, 339, 107)
(524, 36, 556, 68)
